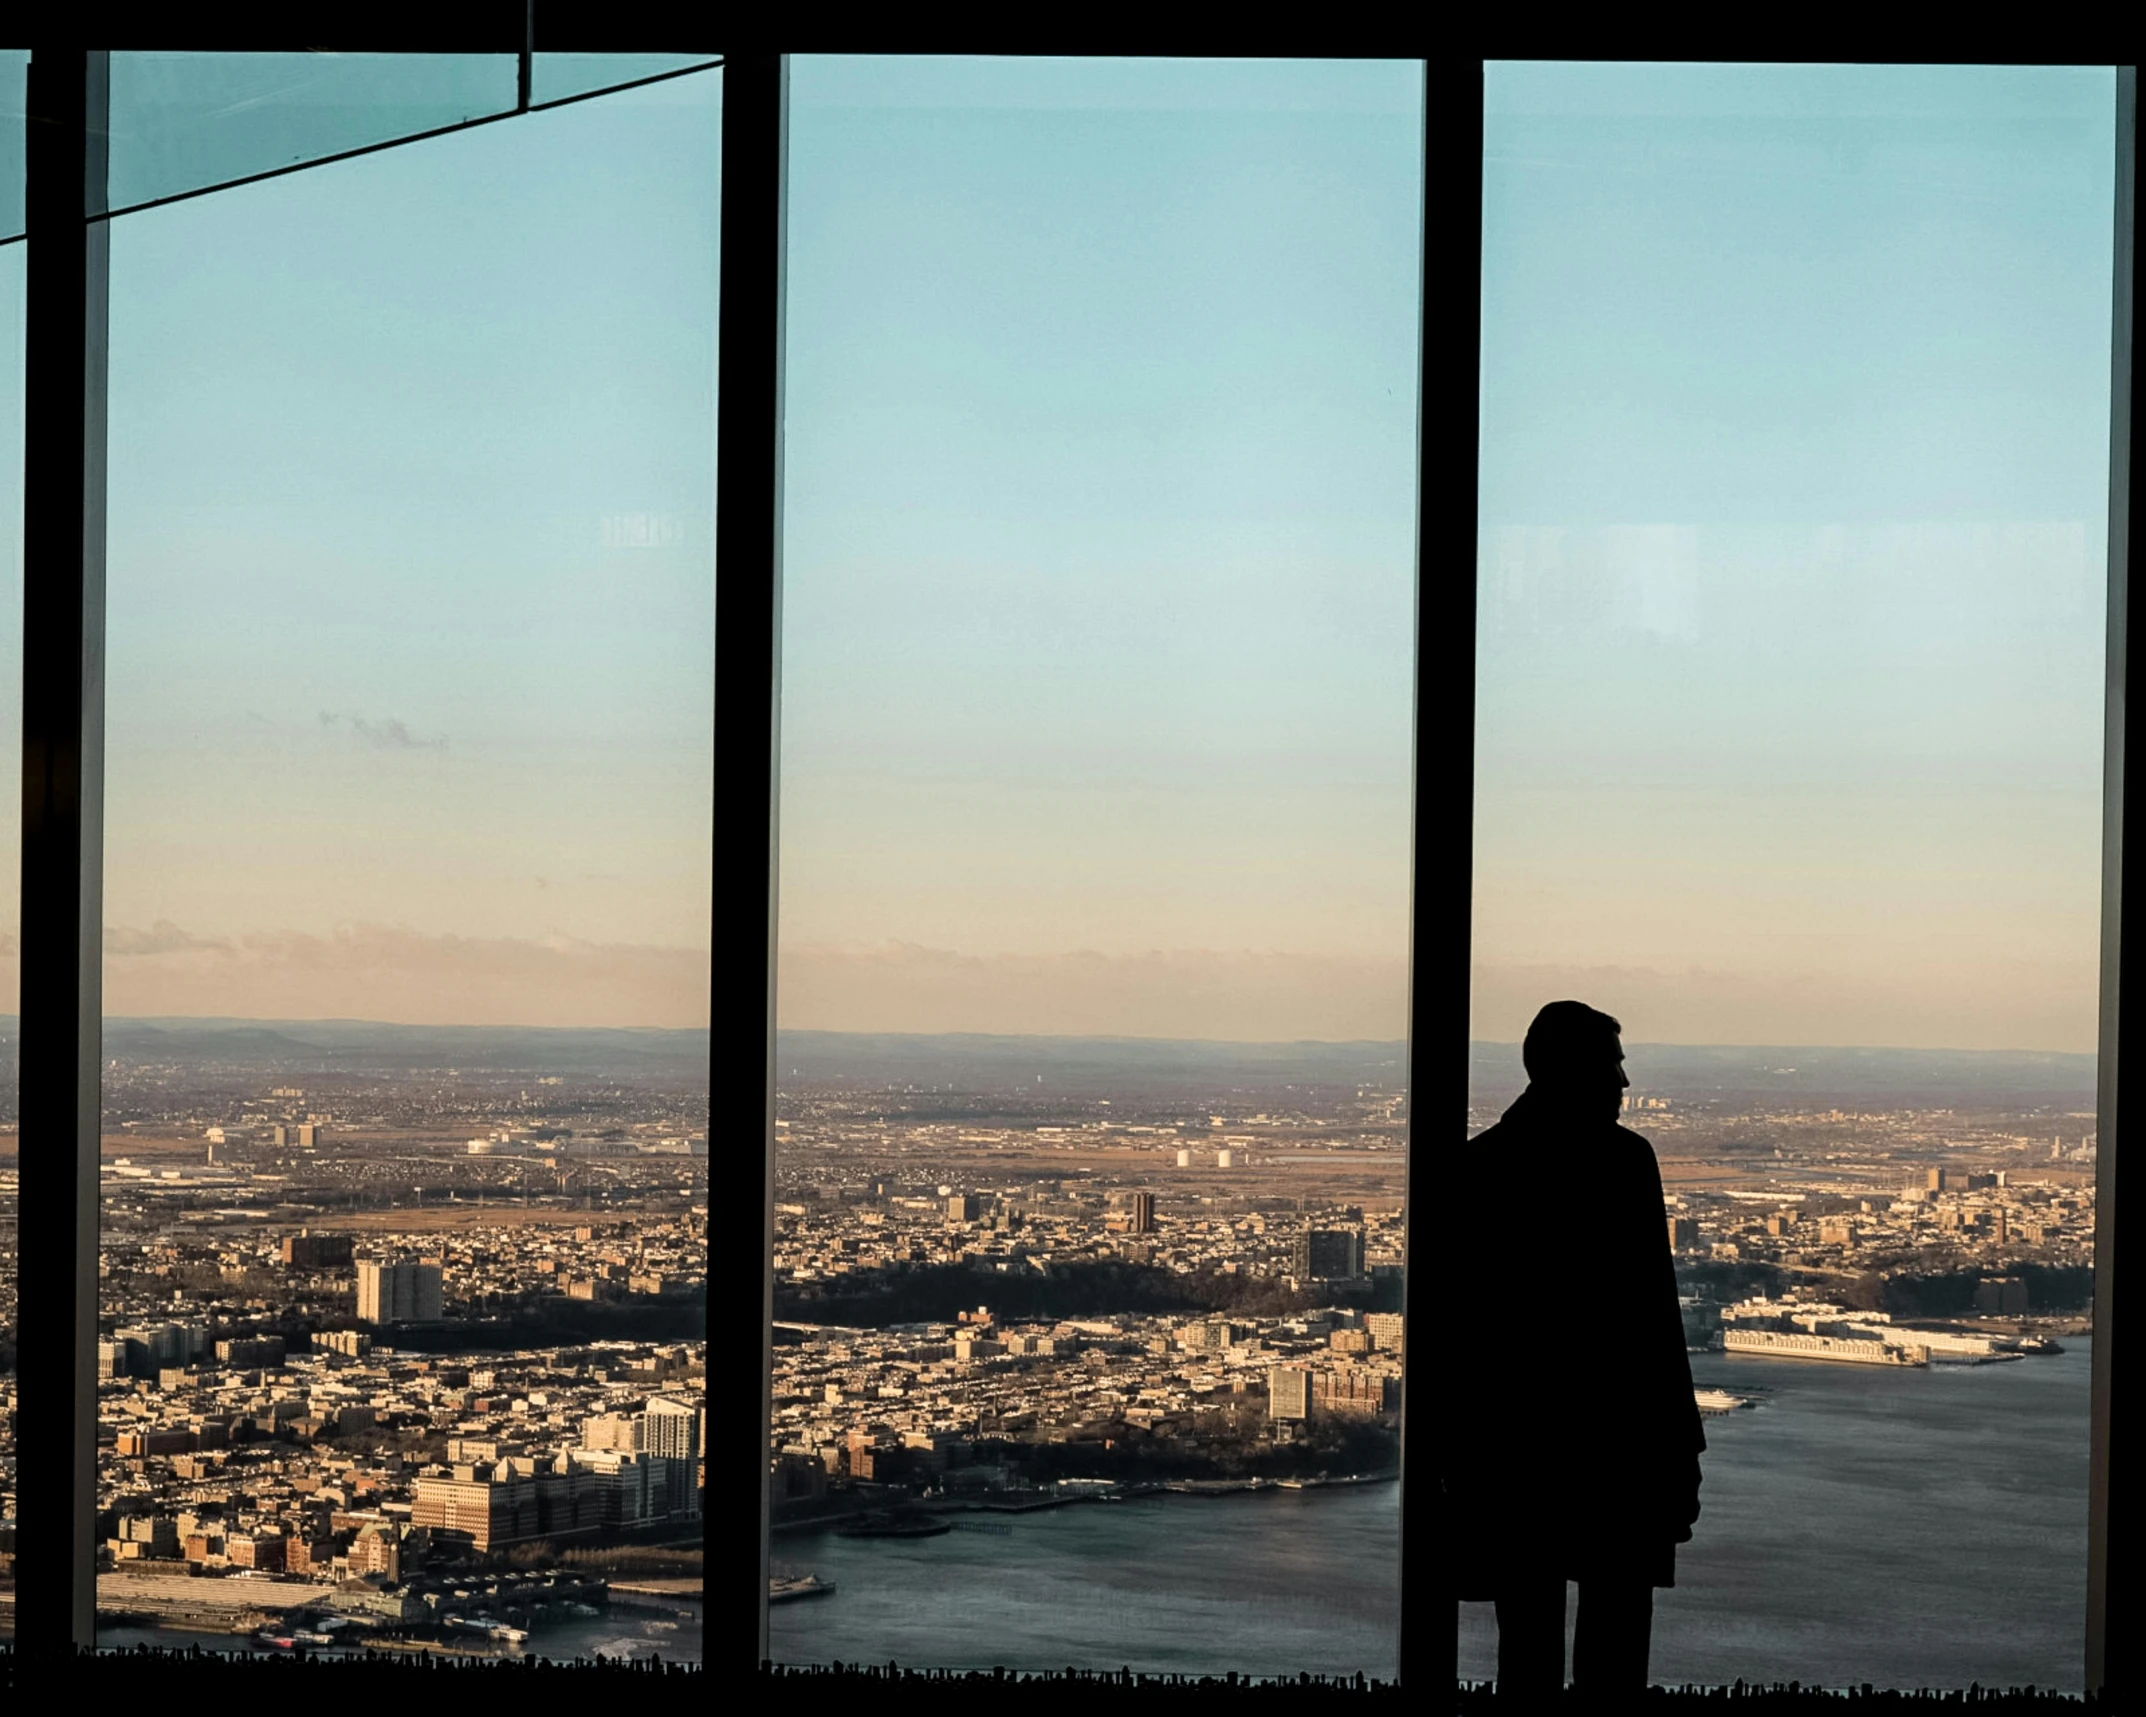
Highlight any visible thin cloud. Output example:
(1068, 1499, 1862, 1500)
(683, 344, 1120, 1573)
(87, 920, 707, 1029)
(107, 921, 233, 957)
(318, 710, 448, 753)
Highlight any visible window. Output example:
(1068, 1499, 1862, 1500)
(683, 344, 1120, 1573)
(764, 54, 1422, 1678)
(12, 47, 718, 1660)
(1471, 62, 2116, 1690)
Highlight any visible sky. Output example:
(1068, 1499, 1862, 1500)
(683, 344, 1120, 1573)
(1473, 62, 2116, 1053)
(774, 56, 1424, 1040)
(0, 67, 722, 1027)
(0, 58, 2113, 1046)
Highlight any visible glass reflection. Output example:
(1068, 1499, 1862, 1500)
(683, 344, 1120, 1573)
(530, 55, 716, 109)
(108, 53, 518, 212)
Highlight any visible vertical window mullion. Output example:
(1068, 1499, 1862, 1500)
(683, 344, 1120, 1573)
(715, 47, 787, 1672)
(2089, 60, 2138, 1703)
(16, 45, 110, 1656)
(1404, 54, 1485, 1692)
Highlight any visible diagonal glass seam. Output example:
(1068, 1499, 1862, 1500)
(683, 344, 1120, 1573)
(0, 52, 722, 245)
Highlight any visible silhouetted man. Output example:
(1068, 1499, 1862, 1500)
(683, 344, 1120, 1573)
(1436, 1001, 1703, 1697)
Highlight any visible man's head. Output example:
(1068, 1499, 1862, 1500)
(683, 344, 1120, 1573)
(1522, 1000, 1628, 1119)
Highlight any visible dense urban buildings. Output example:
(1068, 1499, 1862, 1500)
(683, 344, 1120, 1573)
(0, 1021, 708, 1649)
(765, 1038, 2095, 1539)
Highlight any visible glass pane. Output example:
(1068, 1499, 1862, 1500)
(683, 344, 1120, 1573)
(771, 55, 1422, 1677)
(108, 53, 519, 213)
(1472, 63, 2114, 1692)
(530, 55, 717, 108)
(0, 51, 25, 241)
(98, 71, 716, 1657)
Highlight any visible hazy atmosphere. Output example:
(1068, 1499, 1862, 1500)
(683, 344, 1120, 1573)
(773, 57, 1424, 1043)
(1472, 63, 2115, 1054)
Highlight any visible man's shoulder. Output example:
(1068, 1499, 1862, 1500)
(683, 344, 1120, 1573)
(1609, 1123, 1665, 1184)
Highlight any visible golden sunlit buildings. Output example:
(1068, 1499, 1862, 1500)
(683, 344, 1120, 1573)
(356, 1259, 443, 1324)
(1269, 1367, 1312, 1422)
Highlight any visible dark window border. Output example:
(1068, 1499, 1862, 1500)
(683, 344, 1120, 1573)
(7, 49, 2135, 1695)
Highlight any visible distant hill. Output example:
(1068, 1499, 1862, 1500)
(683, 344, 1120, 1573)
(783, 1031, 2092, 1112)
(95, 1017, 709, 1075)
(0, 1018, 2092, 1109)
(1473, 1040, 2097, 1113)
(775, 1030, 1405, 1100)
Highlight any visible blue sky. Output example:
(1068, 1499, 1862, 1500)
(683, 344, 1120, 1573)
(0, 57, 2110, 1045)
(78, 70, 720, 1025)
(1474, 62, 2115, 1051)
(775, 56, 1424, 1037)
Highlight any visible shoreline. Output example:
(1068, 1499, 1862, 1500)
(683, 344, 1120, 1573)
(774, 1471, 1400, 1534)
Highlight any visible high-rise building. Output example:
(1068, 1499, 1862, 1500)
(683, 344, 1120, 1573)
(1269, 1367, 1312, 1422)
(1292, 1229, 1365, 1281)
(109, 1320, 208, 1377)
(281, 1231, 353, 1268)
(640, 1397, 702, 1518)
(641, 1396, 701, 1460)
(576, 1448, 671, 1527)
(947, 1193, 981, 1224)
(1974, 1275, 2029, 1316)
(1364, 1312, 1405, 1355)
(357, 1259, 443, 1324)
(1105, 1190, 1156, 1234)
(1667, 1216, 1699, 1251)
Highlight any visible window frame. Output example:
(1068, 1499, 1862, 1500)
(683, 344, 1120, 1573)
(12, 28, 724, 1659)
(7, 45, 2134, 1693)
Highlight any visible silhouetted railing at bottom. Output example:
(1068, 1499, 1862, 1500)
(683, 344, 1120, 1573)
(0, 1648, 2114, 1705)
(760, 1666, 2102, 1707)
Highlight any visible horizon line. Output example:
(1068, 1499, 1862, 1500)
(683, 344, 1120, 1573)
(20, 1013, 2094, 1061)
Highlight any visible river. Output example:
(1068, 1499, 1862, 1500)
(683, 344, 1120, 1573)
(96, 1605, 702, 1665)
(770, 1337, 2092, 1690)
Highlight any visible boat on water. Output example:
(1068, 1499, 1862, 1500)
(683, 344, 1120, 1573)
(292, 1631, 335, 1647)
(254, 1632, 296, 1650)
(839, 1511, 952, 1538)
(1693, 1387, 1756, 1415)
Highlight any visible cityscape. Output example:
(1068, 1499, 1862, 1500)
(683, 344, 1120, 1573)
(0, 1024, 2106, 1679)
(764, 1034, 2096, 1678)
(0, 1018, 708, 1656)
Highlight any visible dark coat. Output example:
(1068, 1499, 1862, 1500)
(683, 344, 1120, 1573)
(1430, 1087, 1705, 1595)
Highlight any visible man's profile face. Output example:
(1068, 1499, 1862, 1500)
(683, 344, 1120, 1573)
(1547, 1033, 1629, 1118)
(1601, 1037, 1631, 1118)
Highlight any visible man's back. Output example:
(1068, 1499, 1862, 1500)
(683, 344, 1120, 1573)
(1438, 1087, 1704, 1592)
